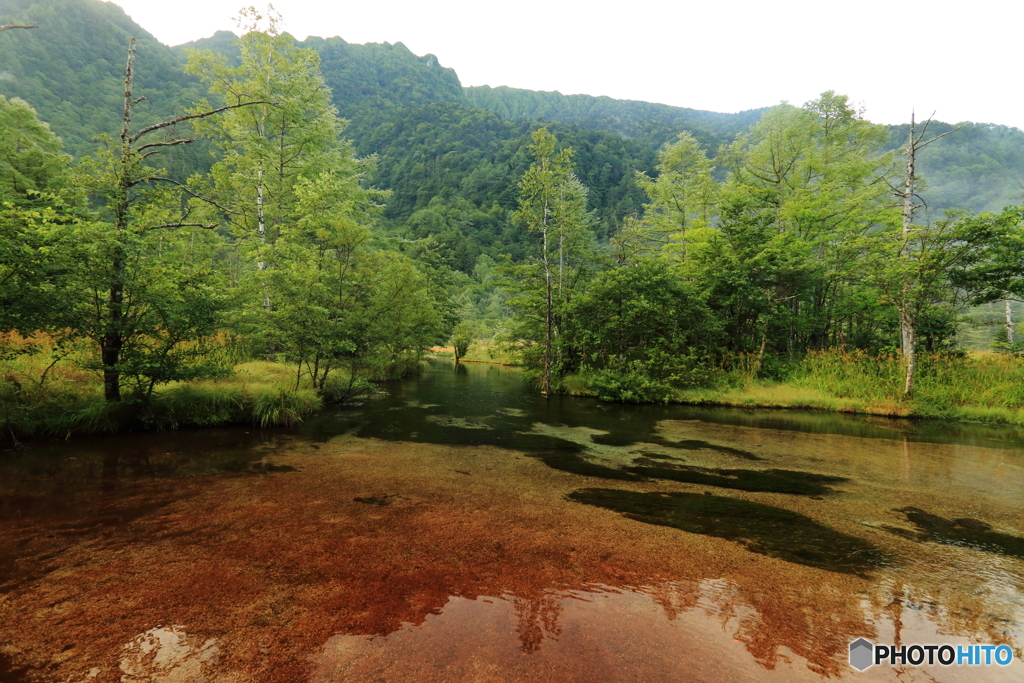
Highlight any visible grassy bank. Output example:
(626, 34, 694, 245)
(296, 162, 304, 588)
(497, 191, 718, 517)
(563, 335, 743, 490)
(431, 339, 518, 365)
(1, 359, 323, 441)
(1, 333, 326, 440)
(688, 351, 1024, 424)
(563, 350, 1024, 425)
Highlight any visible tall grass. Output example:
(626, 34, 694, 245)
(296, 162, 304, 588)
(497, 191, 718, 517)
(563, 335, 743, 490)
(794, 349, 1024, 414)
(1, 337, 322, 440)
(431, 338, 518, 365)
(675, 349, 1024, 423)
(147, 361, 322, 429)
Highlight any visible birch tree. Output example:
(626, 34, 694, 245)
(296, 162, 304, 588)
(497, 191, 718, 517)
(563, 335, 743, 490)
(510, 128, 593, 394)
(186, 8, 343, 320)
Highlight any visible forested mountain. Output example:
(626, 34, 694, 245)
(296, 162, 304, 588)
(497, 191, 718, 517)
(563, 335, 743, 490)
(359, 102, 655, 267)
(0, 0, 210, 174)
(465, 87, 1024, 218)
(174, 31, 465, 141)
(465, 85, 766, 153)
(2, 0, 1024, 425)
(1, 0, 1023, 264)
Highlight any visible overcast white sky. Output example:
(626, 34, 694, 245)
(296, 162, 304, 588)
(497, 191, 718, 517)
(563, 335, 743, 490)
(111, 0, 1023, 130)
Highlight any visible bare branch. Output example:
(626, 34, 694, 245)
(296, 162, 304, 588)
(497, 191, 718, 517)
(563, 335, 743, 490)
(917, 127, 962, 150)
(145, 222, 218, 231)
(138, 137, 196, 155)
(147, 176, 240, 216)
(131, 101, 270, 143)
(0, 23, 38, 31)
(915, 110, 936, 142)
(913, 111, 963, 151)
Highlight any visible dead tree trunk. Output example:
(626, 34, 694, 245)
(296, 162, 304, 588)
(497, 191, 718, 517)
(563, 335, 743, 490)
(892, 112, 959, 397)
(101, 38, 138, 402)
(98, 38, 267, 401)
(541, 200, 553, 397)
(898, 113, 917, 398)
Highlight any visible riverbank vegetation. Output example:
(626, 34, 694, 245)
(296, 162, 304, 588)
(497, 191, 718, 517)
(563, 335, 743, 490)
(3, 3, 1024, 441)
(654, 350, 1024, 424)
(1, 12, 452, 440)
(494, 94, 1024, 419)
(0, 330, 324, 438)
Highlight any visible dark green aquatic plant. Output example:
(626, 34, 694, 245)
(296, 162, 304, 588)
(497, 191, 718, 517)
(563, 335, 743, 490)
(569, 488, 886, 575)
(892, 507, 1024, 559)
(536, 452, 647, 481)
(627, 465, 846, 495)
(589, 432, 761, 460)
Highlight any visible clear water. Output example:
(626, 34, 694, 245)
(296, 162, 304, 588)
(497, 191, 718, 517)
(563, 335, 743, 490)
(1, 359, 1022, 682)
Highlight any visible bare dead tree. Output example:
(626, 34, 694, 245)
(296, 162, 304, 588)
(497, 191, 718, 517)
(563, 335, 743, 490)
(891, 111, 961, 397)
(1005, 298, 1015, 346)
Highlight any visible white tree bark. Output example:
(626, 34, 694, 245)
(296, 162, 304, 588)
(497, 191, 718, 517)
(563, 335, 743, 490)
(1006, 298, 1015, 346)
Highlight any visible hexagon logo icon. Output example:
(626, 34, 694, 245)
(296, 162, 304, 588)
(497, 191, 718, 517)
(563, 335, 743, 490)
(849, 638, 874, 671)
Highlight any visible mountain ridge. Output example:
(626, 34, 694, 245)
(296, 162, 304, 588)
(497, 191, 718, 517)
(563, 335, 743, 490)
(2, 0, 1022, 230)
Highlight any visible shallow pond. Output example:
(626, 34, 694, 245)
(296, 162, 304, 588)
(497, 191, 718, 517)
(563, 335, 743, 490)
(1, 359, 1022, 682)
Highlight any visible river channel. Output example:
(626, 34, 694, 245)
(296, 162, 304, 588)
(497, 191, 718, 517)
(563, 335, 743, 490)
(1, 359, 1022, 682)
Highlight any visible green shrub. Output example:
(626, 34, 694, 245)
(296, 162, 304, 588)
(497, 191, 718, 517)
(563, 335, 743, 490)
(587, 360, 678, 403)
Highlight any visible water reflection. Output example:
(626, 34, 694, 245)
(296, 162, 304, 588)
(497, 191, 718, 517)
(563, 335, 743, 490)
(299, 358, 1024, 451)
(1, 360, 1023, 681)
(120, 626, 220, 683)
(310, 578, 1022, 682)
(309, 585, 768, 683)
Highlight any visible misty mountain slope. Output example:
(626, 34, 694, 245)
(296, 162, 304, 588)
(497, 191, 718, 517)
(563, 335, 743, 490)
(884, 121, 1024, 216)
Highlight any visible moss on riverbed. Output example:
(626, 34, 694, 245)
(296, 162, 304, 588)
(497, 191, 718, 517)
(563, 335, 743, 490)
(890, 507, 1024, 559)
(626, 465, 845, 495)
(568, 488, 887, 575)
(535, 452, 647, 481)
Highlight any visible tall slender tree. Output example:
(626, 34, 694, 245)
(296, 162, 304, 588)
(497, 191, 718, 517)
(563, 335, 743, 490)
(890, 112, 960, 395)
(510, 127, 592, 394)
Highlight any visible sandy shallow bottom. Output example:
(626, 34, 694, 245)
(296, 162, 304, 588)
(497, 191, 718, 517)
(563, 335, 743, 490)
(1, 421, 1022, 682)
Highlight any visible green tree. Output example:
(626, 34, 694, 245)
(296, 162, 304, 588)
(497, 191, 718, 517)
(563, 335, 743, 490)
(71, 38, 262, 401)
(265, 166, 438, 395)
(451, 321, 475, 363)
(867, 208, 1023, 391)
(708, 93, 896, 360)
(0, 96, 69, 207)
(509, 128, 594, 394)
(186, 7, 345, 319)
(0, 96, 76, 342)
(565, 259, 722, 402)
(618, 131, 717, 261)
